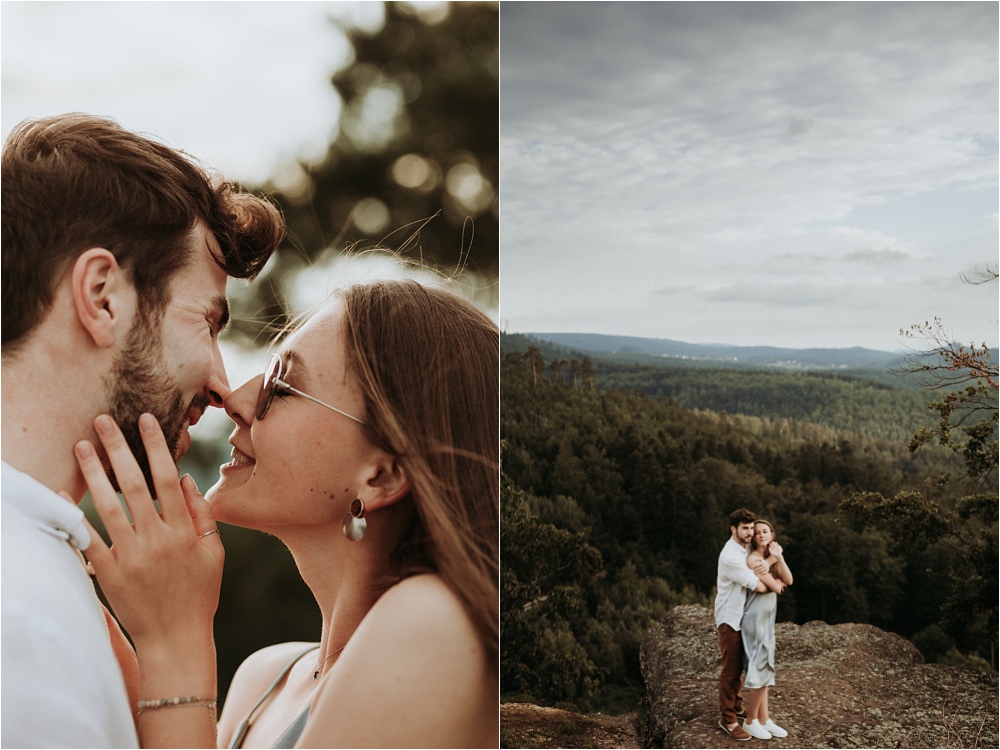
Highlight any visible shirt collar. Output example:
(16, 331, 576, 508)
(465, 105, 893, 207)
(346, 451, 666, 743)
(2, 461, 91, 550)
(727, 537, 749, 554)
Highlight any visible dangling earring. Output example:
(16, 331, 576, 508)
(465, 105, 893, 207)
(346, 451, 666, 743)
(342, 498, 367, 541)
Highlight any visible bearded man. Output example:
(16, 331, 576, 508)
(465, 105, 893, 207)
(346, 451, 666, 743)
(1, 114, 283, 748)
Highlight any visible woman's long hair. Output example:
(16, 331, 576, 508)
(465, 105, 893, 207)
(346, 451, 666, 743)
(341, 278, 499, 661)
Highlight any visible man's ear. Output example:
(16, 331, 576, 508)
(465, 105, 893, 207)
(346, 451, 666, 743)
(71, 248, 125, 349)
(358, 455, 410, 512)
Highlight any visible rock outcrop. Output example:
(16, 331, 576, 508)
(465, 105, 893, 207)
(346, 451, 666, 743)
(641, 605, 997, 749)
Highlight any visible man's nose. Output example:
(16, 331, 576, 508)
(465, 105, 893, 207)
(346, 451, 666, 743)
(205, 350, 231, 407)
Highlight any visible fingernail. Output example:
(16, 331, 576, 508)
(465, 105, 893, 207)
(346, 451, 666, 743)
(139, 413, 158, 436)
(181, 474, 199, 493)
(95, 415, 114, 436)
(75, 441, 95, 458)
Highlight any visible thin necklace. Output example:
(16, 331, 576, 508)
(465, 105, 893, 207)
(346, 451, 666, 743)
(313, 644, 346, 680)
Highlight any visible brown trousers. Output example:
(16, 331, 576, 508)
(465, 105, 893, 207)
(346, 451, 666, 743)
(718, 624, 745, 725)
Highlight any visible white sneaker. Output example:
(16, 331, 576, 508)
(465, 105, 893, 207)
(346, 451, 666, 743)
(763, 720, 787, 738)
(743, 719, 772, 740)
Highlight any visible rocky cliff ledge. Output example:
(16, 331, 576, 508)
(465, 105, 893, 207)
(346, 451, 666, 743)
(641, 605, 997, 749)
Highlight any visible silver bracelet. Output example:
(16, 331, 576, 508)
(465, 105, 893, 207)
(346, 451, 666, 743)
(137, 696, 217, 716)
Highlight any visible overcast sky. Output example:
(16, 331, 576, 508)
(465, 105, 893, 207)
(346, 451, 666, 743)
(1, 1, 385, 184)
(499, 2, 998, 352)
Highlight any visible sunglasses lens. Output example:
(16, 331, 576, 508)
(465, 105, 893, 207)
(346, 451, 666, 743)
(256, 355, 280, 420)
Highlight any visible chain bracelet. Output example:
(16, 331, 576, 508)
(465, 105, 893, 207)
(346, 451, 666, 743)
(136, 696, 217, 717)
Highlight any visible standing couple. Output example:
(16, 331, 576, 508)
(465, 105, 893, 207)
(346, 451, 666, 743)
(2, 114, 499, 747)
(715, 508, 794, 741)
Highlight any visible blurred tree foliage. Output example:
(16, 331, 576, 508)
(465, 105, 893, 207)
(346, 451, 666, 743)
(499, 335, 994, 712)
(228, 0, 498, 348)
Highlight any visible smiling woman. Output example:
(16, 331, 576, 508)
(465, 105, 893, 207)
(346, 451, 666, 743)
(77, 269, 500, 749)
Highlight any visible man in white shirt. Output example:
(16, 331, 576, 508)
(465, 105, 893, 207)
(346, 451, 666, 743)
(1, 114, 282, 748)
(715, 507, 768, 742)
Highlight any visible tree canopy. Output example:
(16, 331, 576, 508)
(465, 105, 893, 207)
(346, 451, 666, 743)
(227, 1, 498, 348)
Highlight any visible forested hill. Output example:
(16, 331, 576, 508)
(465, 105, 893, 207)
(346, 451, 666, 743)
(520, 331, 905, 373)
(500, 340, 993, 713)
(502, 331, 931, 443)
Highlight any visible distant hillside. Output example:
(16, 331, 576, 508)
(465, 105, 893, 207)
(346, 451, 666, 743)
(522, 331, 905, 373)
(500, 331, 931, 443)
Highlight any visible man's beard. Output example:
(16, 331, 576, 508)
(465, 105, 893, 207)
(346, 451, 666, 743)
(104, 309, 206, 494)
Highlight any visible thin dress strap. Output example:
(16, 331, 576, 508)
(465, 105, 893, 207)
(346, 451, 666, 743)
(226, 644, 320, 749)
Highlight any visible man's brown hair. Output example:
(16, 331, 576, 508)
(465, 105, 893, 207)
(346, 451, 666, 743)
(729, 507, 756, 528)
(1, 113, 284, 354)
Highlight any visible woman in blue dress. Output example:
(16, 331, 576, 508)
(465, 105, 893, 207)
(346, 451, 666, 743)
(741, 520, 794, 740)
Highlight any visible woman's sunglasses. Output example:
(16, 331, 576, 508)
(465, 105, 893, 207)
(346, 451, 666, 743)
(255, 353, 369, 426)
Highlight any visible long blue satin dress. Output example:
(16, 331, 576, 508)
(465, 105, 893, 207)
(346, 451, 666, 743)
(741, 588, 776, 689)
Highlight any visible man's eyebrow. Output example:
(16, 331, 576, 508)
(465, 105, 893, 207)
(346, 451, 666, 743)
(213, 296, 231, 333)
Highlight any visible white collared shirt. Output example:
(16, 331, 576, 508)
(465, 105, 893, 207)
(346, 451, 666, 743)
(2, 461, 139, 748)
(714, 536, 760, 631)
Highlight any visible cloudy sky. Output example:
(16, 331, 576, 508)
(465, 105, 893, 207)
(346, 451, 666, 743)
(499, 2, 998, 352)
(1, 1, 385, 184)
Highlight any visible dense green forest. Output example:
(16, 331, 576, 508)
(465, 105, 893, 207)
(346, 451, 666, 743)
(502, 332, 931, 442)
(500, 340, 997, 712)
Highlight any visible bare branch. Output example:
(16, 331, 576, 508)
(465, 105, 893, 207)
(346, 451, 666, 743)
(959, 263, 999, 286)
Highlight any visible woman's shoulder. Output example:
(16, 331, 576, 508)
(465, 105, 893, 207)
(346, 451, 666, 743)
(362, 573, 489, 670)
(233, 640, 319, 685)
(301, 574, 497, 747)
(373, 572, 471, 620)
(248, 639, 319, 662)
(217, 641, 318, 741)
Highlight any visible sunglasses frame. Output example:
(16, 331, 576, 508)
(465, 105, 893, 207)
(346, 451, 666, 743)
(256, 353, 369, 426)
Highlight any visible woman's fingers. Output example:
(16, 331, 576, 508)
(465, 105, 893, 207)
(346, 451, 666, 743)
(182, 476, 225, 567)
(74, 438, 136, 544)
(180, 474, 220, 539)
(136, 413, 190, 527)
(92, 414, 159, 528)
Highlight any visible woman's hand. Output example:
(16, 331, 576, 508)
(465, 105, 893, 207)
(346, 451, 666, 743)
(75, 412, 220, 748)
(768, 541, 793, 586)
(769, 541, 784, 560)
(76, 413, 223, 649)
